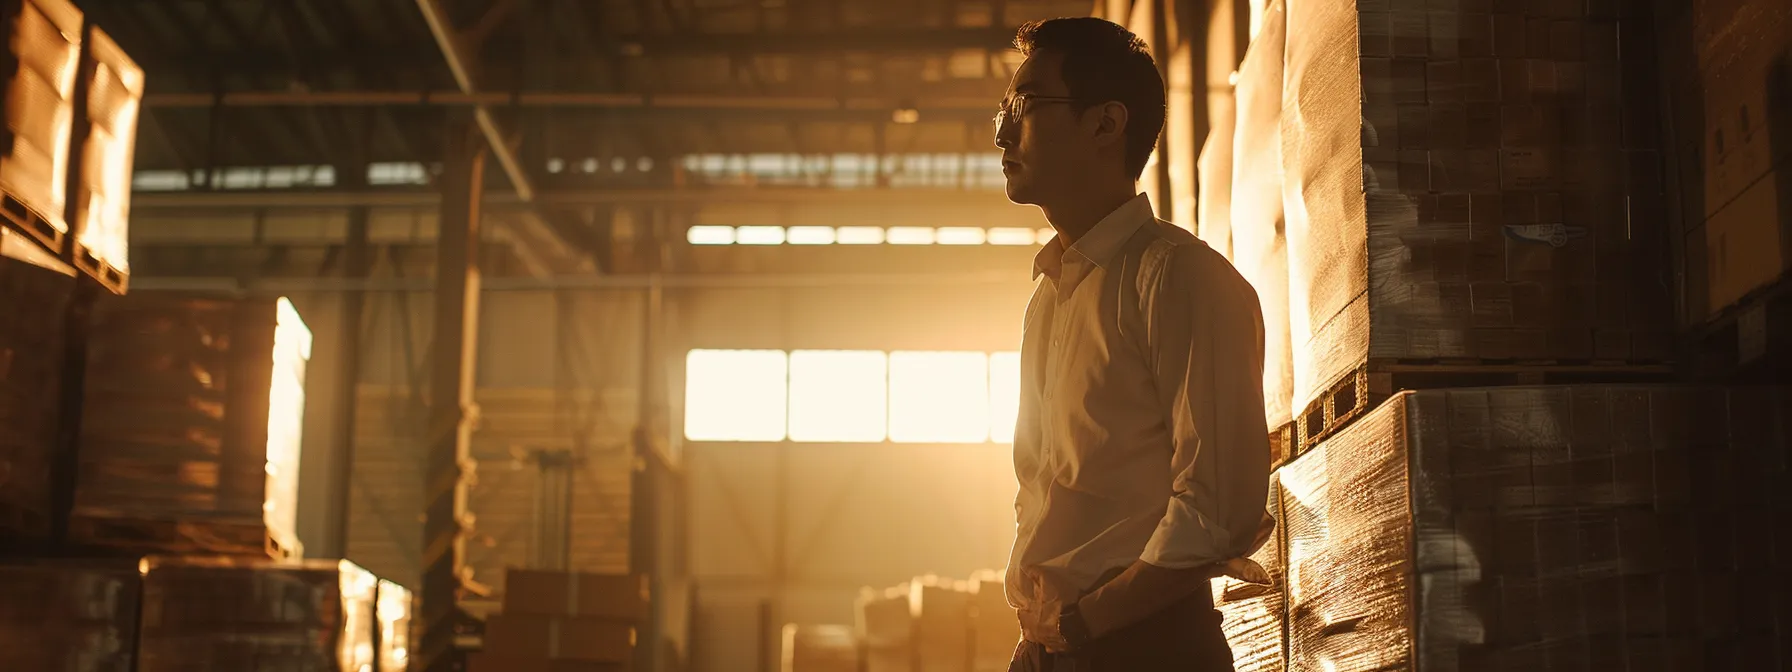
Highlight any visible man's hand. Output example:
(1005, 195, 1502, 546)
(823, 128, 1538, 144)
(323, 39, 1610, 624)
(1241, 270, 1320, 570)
(1017, 603, 1071, 652)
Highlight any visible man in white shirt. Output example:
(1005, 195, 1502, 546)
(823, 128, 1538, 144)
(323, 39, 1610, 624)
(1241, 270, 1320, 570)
(995, 17, 1275, 671)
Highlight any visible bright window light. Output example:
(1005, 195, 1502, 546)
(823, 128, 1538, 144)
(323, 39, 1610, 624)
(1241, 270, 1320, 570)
(1035, 228, 1057, 245)
(687, 226, 735, 245)
(736, 226, 786, 245)
(988, 228, 1036, 245)
(937, 227, 987, 245)
(988, 352, 1021, 443)
(887, 227, 936, 245)
(789, 351, 888, 442)
(889, 351, 989, 443)
(684, 350, 788, 442)
(787, 226, 836, 245)
(836, 226, 885, 245)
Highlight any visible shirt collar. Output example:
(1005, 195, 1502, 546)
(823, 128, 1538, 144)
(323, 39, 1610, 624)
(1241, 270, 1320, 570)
(1032, 193, 1155, 281)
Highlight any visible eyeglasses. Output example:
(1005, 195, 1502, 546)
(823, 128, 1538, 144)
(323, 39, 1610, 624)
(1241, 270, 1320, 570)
(993, 93, 1084, 135)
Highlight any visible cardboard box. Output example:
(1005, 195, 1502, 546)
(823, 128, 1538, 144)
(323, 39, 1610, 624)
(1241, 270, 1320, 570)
(467, 653, 627, 672)
(781, 624, 858, 672)
(503, 569, 648, 620)
(483, 614, 635, 663)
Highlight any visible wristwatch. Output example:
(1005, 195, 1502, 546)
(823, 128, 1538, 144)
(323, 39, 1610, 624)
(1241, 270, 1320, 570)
(1058, 601, 1094, 650)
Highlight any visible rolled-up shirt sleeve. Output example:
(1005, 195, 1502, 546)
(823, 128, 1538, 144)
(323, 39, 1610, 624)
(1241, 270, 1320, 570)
(1139, 244, 1273, 569)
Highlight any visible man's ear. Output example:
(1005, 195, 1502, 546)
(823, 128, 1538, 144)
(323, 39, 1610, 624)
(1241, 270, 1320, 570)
(1091, 101, 1129, 148)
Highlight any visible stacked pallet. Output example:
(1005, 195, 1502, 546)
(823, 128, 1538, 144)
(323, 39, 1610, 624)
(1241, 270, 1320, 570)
(856, 583, 915, 672)
(376, 579, 413, 672)
(470, 568, 647, 671)
(781, 624, 857, 672)
(0, 256, 72, 543)
(135, 556, 378, 671)
(1278, 0, 1675, 454)
(0, 561, 138, 671)
(72, 293, 311, 559)
(969, 571, 1019, 672)
(1210, 475, 1286, 672)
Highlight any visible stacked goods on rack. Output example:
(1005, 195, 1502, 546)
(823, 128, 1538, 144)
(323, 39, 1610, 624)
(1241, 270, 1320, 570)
(1280, 385, 1792, 671)
(136, 556, 377, 672)
(73, 293, 311, 559)
(1231, 0, 1295, 438)
(468, 568, 647, 672)
(375, 579, 412, 672)
(62, 21, 138, 293)
(856, 583, 915, 672)
(1280, 0, 1675, 453)
(1210, 475, 1285, 672)
(780, 624, 857, 672)
(969, 571, 1018, 672)
(0, 0, 80, 258)
(911, 576, 973, 672)
(0, 560, 139, 671)
(0, 256, 71, 541)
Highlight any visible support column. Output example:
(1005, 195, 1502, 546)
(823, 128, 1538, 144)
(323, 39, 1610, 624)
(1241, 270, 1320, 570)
(418, 119, 486, 672)
(326, 206, 371, 558)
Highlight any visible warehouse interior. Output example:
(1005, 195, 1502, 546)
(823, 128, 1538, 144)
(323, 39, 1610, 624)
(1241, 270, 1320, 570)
(0, 0, 1789, 670)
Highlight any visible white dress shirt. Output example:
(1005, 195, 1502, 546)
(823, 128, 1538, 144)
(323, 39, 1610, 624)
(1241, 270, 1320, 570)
(1005, 194, 1274, 611)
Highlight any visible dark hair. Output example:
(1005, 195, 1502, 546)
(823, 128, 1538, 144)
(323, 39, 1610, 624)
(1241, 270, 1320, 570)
(1013, 17, 1166, 180)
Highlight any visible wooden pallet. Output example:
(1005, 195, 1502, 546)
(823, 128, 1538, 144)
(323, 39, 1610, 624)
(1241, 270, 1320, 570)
(71, 243, 127, 295)
(67, 513, 280, 559)
(0, 188, 67, 258)
(1269, 422, 1294, 471)
(1292, 359, 1678, 458)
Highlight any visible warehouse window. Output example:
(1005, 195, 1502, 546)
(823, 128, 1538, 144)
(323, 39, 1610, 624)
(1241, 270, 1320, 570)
(788, 351, 888, 442)
(684, 350, 788, 442)
(988, 352, 1021, 444)
(889, 351, 990, 443)
(682, 226, 1055, 247)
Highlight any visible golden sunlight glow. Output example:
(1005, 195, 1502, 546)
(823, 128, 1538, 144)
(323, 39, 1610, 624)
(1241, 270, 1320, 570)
(735, 226, 786, 245)
(936, 227, 988, 245)
(687, 225, 734, 244)
(789, 350, 888, 442)
(787, 226, 836, 245)
(889, 351, 989, 443)
(886, 227, 936, 245)
(836, 226, 886, 245)
(988, 352, 1020, 443)
(684, 350, 788, 441)
(988, 227, 1037, 245)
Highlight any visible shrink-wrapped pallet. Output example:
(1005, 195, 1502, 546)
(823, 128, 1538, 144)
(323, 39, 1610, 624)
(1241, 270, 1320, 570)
(781, 623, 858, 672)
(0, 561, 139, 671)
(0, 0, 80, 253)
(1281, 0, 1675, 418)
(64, 22, 138, 291)
(1212, 473, 1286, 672)
(0, 255, 69, 538)
(1232, 0, 1293, 429)
(137, 556, 377, 672)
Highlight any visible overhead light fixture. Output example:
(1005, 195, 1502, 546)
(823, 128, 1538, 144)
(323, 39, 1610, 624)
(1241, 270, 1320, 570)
(892, 108, 920, 124)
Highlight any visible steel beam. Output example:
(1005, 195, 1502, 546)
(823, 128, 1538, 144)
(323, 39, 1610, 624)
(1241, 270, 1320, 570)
(142, 90, 997, 115)
(415, 0, 590, 279)
(416, 122, 484, 672)
(131, 186, 1013, 209)
(325, 207, 371, 558)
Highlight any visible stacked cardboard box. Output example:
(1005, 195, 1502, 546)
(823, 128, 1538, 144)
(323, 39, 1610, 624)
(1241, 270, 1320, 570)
(62, 21, 138, 292)
(1279, 385, 1792, 671)
(72, 293, 311, 558)
(136, 556, 377, 671)
(375, 579, 412, 672)
(0, 255, 71, 541)
(1211, 475, 1286, 672)
(469, 568, 646, 672)
(0, 0, 81, 256)
(856, 583, 914, 672)
(1232, 0, 1296, 431)
(969, 571, 1019, 672)
(780, 624, 857, 672)
(911, 576, 972, 672)
(1280, 0, 1675, 423)
(0, 561, 139, 671)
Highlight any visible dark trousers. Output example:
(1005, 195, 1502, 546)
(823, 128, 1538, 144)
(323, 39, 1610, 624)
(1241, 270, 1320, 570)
(1008, 592, 1235, 672)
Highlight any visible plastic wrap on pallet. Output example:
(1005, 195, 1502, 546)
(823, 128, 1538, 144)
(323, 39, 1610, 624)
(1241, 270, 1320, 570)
(1197, 84, 1236, 258)
(1281, 384, 1792, 672)
(1231, 0, 1293, 429)
(0, 562, 139, 671)
(66, 23, 139, 281)
(0, 256, 71, 538)
(74, 293, 309, 557)
(856, 584, 913, 672)
(137, 556, 377, 672)
(911, 577, 971, 672)
(375, 579, 411, 672)
(1212, 473, 1285, 672)
(1280, 0, 1676, 416)
(0, 0, 81, 242)
(781, 624, 858, 672)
